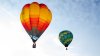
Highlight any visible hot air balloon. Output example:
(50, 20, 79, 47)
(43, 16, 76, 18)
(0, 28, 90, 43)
(20, 2, 52, 48)
(59, 30, 73, 50)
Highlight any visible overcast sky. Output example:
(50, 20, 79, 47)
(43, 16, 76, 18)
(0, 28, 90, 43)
(0, 0, 100, 56)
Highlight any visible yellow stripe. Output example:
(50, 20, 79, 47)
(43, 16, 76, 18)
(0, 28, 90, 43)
(20, 11, 24, 22)
(39, 4, 52, 23)
(30, 2, 40, 18)
(22, 4, 30, 22)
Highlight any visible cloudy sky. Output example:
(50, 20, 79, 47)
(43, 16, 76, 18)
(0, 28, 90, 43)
(0, 0, 100, 56)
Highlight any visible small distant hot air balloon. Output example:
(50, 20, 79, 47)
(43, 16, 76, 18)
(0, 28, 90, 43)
(20, 2, 52, 48)
(59, 30, 73, 50)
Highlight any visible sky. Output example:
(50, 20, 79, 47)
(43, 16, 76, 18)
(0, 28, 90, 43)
(0, 0, 100, 56)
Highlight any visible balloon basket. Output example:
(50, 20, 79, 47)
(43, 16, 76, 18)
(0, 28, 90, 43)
(66, 47, 68, 50)
(32, 43, 36, 48)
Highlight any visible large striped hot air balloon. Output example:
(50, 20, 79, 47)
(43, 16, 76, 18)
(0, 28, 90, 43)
(20, 2, 52, 48)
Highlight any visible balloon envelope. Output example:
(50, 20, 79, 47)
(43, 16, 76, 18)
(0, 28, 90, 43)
(59, 30, 73, 48)
(20, 2, 52, 47)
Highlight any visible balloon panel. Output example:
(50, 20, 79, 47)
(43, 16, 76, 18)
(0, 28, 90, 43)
(38, 4, 52, 32)
(20, 4, 32, 36)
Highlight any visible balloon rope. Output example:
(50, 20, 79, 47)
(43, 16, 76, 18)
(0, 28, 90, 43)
(66, 47, 68, 50)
